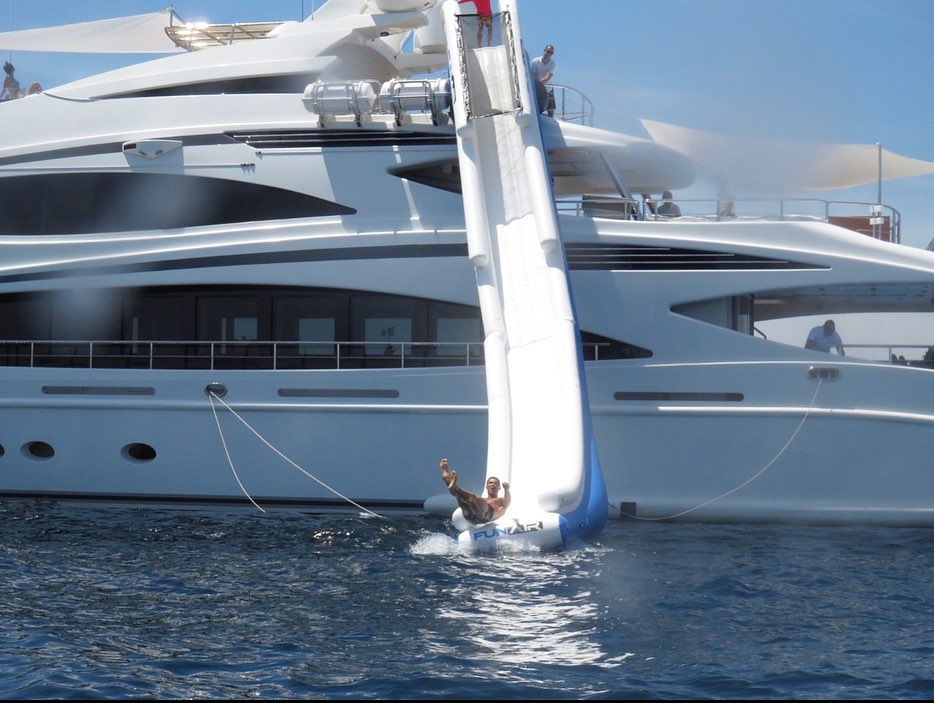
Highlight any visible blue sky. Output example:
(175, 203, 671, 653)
(3, 0, 934, 347)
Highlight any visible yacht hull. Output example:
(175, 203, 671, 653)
(0, 366, 489, 511)
(589, 361, 934, 526)
(1, 357, 933, 526)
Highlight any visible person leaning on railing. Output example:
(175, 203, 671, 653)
(530, 44, 556, 116)
(657, 191, 681, 218)
(804, 319, 844, 355)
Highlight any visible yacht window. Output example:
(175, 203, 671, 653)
(232, 318, 258, 341)
(273, 296, 341, 357)
(579, 331, 652, 360)
(350, 296, 425, 358)
(0, 173, 355, 235)
(0, 297, 50, 339)
(103, 75, 316, 99)
(366, 318, 412, 356)
(673, 296, 755, 333)
(197, 296, 263, 345)
(124, 296, 188, 341)
(734, 295, 754, 335)
(388, 159, 462, 194)
(50, 289, 122, 340)
(432, 303, 484, 358)
(678, 298, 731, 328)
(297, 318, 336, 356)
(0, 285, 654, 368)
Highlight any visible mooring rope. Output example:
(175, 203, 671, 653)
(615, 377, 823, 521)
(208, 391, 385, 519)
(209, 392, 267, 513)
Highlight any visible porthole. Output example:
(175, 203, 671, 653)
(122, 443, 157, 463)
(22, 441, 54, 460)
(0, 444, 5, 457)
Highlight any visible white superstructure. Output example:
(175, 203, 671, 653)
(0, 1, 932, 525)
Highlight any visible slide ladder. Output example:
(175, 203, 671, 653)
(441, 0, 607, 550)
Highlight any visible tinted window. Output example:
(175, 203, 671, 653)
(0, 173, 355, 235)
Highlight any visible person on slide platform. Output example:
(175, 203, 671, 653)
(440, 457, 510, 524)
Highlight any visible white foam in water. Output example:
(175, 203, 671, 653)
(413, 531, 555, 556)
(409, 531, 459, 555)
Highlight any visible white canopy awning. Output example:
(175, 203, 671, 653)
(165, 22, 285, 51)
(642, 119, 934, 192)
(0, 9, 184, 54)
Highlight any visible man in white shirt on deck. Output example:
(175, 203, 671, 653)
(530, 44, 556, 116)
(805, 319, 845, 355)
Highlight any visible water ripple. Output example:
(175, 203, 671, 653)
(0, 502, 931, 698)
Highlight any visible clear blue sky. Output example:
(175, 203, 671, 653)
(4, 0, 934, 347)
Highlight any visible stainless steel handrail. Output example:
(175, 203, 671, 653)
(0, 339, 929, 368)
(559, 196, 902, 242)
(0, 339, 611, 370)
(548, 84, 594, 126)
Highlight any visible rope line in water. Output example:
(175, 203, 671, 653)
(615, 378, 823, 522)
(208, 391, 385, 519)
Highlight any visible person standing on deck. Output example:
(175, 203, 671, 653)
(530, 44, 556, 116)
(1, 61, 22, 100)
(458, 0, 494, 47)
(805, 319, 845, 355)
(657, 191, 681, 218)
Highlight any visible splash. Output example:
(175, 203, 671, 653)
(409, 531, 459, 556)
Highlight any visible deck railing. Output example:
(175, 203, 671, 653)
(559, 196, 902, 243)
(0, 339, 929, 370)
(0, 340, 615, 370)
(548, 84, 594, 126)
(843, 343, 934, 366)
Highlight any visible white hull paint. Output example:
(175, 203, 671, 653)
(1, 355, 933, 525)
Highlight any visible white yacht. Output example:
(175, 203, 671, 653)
(1, 0, 933, 525)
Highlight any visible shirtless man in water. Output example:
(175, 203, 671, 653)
(440, 457, 510, 524)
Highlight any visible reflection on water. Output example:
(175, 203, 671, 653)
(430, 542, 632, 668)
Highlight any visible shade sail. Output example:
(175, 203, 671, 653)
(0, 9, 184, 54)
(642, 119, 934, 192)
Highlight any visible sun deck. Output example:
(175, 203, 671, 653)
(558, 196, 901, 243)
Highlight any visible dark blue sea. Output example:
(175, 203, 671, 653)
(1, 501, 932, 700)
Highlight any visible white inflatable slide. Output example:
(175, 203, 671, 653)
(440, 0, 607, 550)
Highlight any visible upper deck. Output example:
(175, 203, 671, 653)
(559, 195, 901, 243)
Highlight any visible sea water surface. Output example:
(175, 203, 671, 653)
(0, 500, 931, 699)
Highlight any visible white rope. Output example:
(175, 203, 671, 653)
(616, 378, 823, 521)
(208, 391, 385, 519)
(208, 392, 266, 513)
